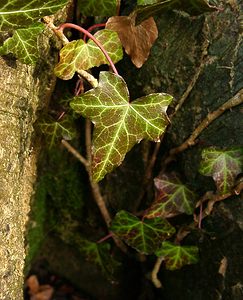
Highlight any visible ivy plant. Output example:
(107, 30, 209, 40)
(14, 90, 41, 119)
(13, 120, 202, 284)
(1, 0, 242, 291)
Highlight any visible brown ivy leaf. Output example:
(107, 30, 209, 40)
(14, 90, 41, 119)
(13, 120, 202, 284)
(106, 15, 158, 68)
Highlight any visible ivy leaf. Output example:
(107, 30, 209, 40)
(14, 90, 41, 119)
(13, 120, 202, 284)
(77, 0, 120, 16)
(0, 0, 68, 32)
(110, 210, 176, 254)
(135, 0, 218, 24)
(0, 23, 44, 64)
(76, 237, 120, 277)
(70, 71, 172, 182)
(54, 29, 123, 80)
(155, 241, 199, 270)
(144, 173, 197, 219)
(137, 0, 157, 4)
(38, 115, 76, 148)
(106, 16, 158, 68)
(199, 147, 243, 194)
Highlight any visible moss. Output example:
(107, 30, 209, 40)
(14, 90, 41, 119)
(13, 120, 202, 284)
(25, 144, 86, 268)
(25, 178, 47, 270)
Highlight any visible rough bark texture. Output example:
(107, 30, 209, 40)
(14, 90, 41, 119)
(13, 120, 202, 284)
(0, 4, 72, 299)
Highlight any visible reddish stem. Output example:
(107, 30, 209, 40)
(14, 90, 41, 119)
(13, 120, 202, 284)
(58, 23, 119, 75)
(97, 232, 113, 243)
(83, 23, 106, 42)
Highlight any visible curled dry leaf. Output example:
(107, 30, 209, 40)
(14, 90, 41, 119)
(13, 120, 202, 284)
(26, 275, 54, 300)
(106, 15, 158, 68)
(27, 275, 39, 295)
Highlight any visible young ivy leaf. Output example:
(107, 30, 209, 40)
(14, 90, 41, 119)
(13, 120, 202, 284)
(155, 241, 199, 271)
(38, 115, 76, 148)
(199, 147, 243, 195)
(144, 173, 197, 219)
(106, 15, 158, 68)
(135, 0, 218, 24)
(0, 23, 44, 64)
(54, 29, 123, 80)
(70, 71, 173, 182)
(77, 0, 120, 16)
(110, 210, 176, 254)
(75, 237, 120, 277)
(0, 0, 68, 32)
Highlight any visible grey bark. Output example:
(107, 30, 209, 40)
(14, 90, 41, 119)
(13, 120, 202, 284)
(0, 4, 72, 299)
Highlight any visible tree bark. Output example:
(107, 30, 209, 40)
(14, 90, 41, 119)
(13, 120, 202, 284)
(0, 4, 72, 298)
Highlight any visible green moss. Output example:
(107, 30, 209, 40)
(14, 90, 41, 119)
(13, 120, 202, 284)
(25, 177, 47, 270)
(25, 144, 86, 269)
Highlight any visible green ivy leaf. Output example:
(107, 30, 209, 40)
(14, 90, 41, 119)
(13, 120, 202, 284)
(38, 115, 76, 148)
(199, 147, 243, 194)
(0, 23, 44, 64)
(110, 210, 175, 254)
(135, 0, 218, 24)
(144, 173, 197, 219)
(155, 241, 199, 270)
(0, 0, 68, 32)
(70, 71, 172, 182)
(54, 29, 123, 80)
(77, 0, 119, 16)
(137, 0, 157, 5)
(76, 237, 120, 276)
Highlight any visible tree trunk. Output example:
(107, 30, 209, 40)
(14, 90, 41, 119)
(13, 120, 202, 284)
(0, 5, 71, 298)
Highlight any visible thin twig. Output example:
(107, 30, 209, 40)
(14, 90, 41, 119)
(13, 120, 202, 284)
(151, 257, 164, 288)
(85, 120, 92, 164)
(194, 181, 243, 225)
(61, 139, 89, 170)
(163, 89, 243, 167)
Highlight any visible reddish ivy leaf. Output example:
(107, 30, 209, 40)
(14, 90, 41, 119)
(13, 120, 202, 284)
(70, 71, 172, 181)
(110, 210, 175, 254)
(54, 29, 123, 80)
(155, 241, 199, 270)
(106, 15, 158, 68)
(144, 173, 197, 219)
(199, 147, 243, 194)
